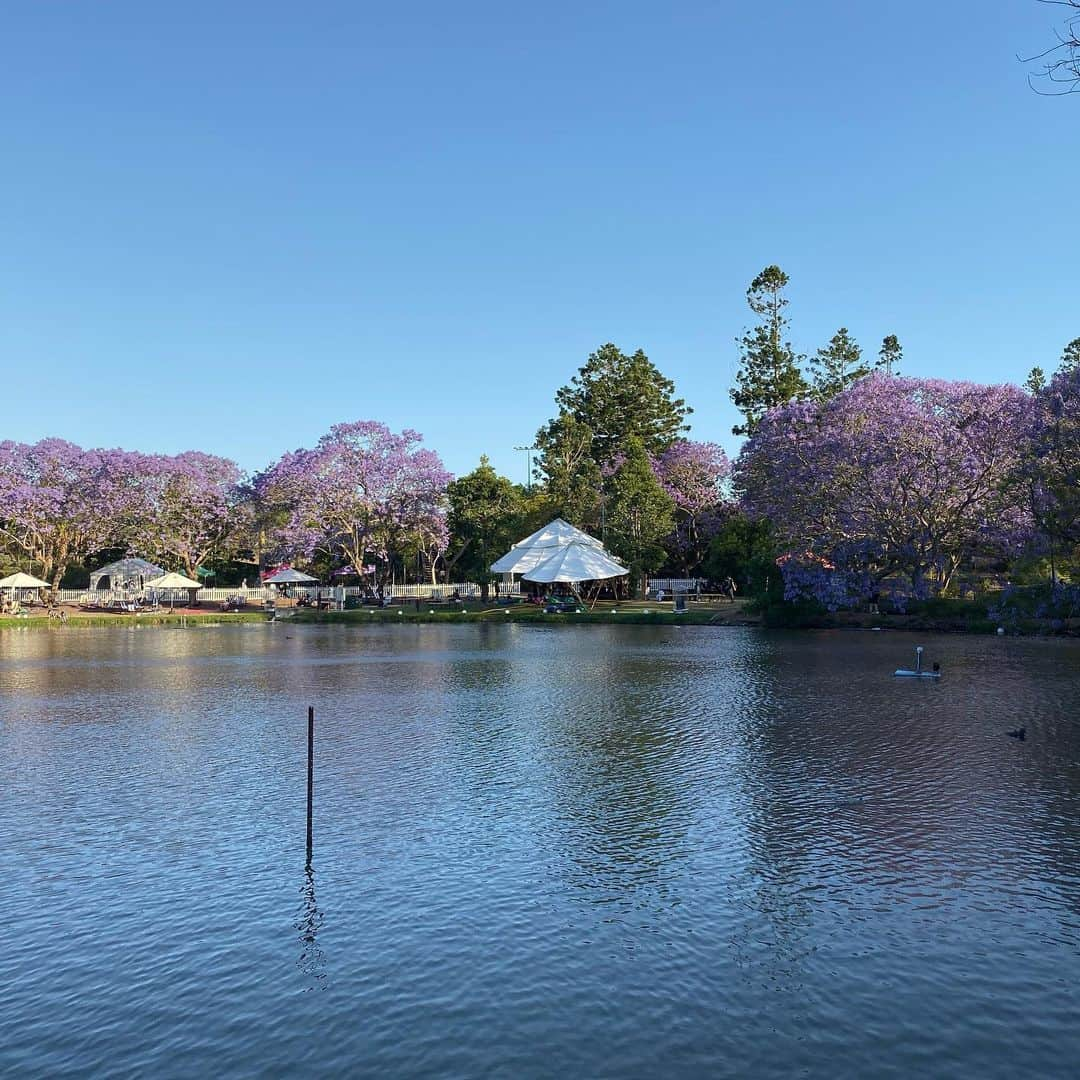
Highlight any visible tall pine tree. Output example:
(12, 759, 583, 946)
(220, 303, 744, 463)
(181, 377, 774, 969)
(878, 334, 902, 376)
(604, 436, 675, 597)
(730, 266, 807, 436)
(810, 327, 868, 400)
(543, 342, 690, 468)
(1059, 337, 1080, 374)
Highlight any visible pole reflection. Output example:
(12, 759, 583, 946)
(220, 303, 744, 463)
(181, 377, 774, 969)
(295, 863, 327, 990)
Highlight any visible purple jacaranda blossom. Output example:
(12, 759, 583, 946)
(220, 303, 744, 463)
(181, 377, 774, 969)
(0, 439, 159, 589)
(736, 374, 1034, 603)
(650, 440, 732, 574)
(1025, 366, 1080, 577)
(255, 421, 451, 585)
(136, 451, 249, 579)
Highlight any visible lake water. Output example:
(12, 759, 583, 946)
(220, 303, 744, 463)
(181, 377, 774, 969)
(2, 623, 1079, 1078)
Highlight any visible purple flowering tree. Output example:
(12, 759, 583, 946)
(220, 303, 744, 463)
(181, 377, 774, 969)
(650, 440, 732, 574)
(0, 439, 158, 589)
(139, 451, 249, 580)
(255, 421, 451, 585)
(736, 375, 1033, 604)
(1026, 366, 1080, 583)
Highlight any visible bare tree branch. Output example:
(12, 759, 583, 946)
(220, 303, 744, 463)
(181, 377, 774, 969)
(1021, 0, 1080, 94)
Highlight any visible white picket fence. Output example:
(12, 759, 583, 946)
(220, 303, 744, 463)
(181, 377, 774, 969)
(53, 582, 524, 604)
(51, 577, 692, 605)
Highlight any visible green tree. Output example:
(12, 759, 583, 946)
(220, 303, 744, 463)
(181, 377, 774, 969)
(730, 266, 808, 435)
(1059, 336, 1080, 374)
(533, 413, 604, 529)
(446, 456, 526, 597)
(703, 511, 778, 599)
(541, 343, 690, 470)
(1026, 366, 1047, 395)
(604, 437, 675, 596)
(811, 327, 869, 401)
(879, 334, 902, 376)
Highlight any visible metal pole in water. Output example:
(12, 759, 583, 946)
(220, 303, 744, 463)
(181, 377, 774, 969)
(306, 705, 315, 865)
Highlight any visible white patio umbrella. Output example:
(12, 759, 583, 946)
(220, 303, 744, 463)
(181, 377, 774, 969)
(0, 571, 52, 610)
(145, 572, 203, 589)
(490, 517, 605, 575)
(521, 541, 628, 584)
(0, 572, 51, 589)
(145, 571, 203, 611)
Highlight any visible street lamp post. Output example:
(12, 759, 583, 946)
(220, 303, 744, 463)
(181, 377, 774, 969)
(513, 444, 537, 492)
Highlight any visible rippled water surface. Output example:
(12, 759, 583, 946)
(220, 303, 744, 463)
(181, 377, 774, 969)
(2, 623, 1080, 1078)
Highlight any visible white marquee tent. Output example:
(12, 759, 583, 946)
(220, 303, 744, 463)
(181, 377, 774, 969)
(490, 517, 605, 576)
(521, 541, 628, 584)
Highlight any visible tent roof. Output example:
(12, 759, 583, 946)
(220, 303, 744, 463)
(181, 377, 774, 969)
(0, 572, 51, 589)
(263, 568, 319, 584)
(146, 572, 203, 590)
(521, 541, 628, 583)
(490, 517, 604, 574)
(92, 557, 165, 578)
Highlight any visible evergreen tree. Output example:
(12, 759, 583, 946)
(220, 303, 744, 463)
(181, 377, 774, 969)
(811, 327, 869, 401)
(604, 436, 675, 597)
(1059, 336, 1080, 374)
(878, 334, 902, 376)
(446, 456, 526, 596)
(1026, 367, 1047, 395)
(543, 342, 690, 468)
(533, 413, 604, 529)
(730, 266, 807, 436)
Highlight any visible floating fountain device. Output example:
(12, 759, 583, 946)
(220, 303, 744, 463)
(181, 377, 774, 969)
(894, 645, 941, 678)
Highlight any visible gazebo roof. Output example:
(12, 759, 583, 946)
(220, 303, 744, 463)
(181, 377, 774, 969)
(92, 557, 165, 579)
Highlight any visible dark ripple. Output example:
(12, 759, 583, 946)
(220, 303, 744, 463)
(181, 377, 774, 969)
(2, 625, 1080, 1078)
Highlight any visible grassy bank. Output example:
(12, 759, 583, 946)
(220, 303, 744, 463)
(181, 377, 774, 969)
(0, 611, 268, 629)
(754, 594, 1080, 636)
(289, 601, 756, 627)
(4, 596, 1075, 635)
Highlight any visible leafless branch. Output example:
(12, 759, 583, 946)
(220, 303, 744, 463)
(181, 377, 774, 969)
(1020, 0, 1080, 94)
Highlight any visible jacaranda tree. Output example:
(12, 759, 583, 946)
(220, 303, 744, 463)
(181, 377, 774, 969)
(140, 451, 249, 580)
(1027, 366, 1080, 582)
(0, 439, 158, 589)
(651, 439, 731, 575)
(255, 421, 452, 586)
(737, 375, 1033, 605)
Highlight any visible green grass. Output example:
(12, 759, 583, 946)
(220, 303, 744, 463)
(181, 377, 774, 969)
(289, 603, 734, 627)
(0, 611, 268, 629)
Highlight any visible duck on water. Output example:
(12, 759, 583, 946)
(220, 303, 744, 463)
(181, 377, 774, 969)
(894, 646, 941, 678)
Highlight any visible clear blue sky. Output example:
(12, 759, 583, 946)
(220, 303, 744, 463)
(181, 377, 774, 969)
(2, 1, 1076, 483)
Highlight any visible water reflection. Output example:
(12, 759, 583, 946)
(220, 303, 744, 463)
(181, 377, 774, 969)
(4, 625, 1080, 1078)
(295, 865, 326, 991)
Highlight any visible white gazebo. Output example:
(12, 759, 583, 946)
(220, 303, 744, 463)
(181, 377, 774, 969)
(89, 557, 165, 593)
(490, 518, 605, 576)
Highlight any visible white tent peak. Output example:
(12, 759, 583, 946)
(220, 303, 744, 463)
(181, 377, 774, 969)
(490, 517, 605, 575)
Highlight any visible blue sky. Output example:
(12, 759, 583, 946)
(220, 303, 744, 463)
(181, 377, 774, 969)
(2, 1, 1076, 483)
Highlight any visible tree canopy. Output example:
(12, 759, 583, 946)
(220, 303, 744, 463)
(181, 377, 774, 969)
(730, 266, 808, 435)
(737, 375, 1033, 604)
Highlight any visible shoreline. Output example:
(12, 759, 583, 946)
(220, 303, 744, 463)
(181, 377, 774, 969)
(2, 601, 1075, 636)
